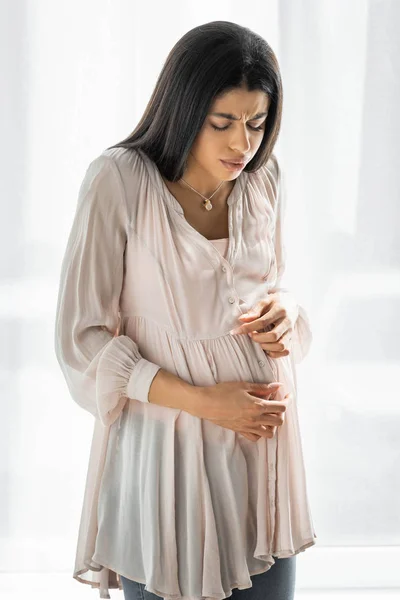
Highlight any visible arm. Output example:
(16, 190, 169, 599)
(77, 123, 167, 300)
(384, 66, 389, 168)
(148, 369, 204, 415)
(54, 154, 202, 426)
(268, 157, 313, 364)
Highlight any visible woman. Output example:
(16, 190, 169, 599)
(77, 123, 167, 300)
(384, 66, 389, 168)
(54, 20, 316, 600)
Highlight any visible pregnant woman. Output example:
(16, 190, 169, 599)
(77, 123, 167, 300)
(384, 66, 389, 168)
(54, 19, 316, 600)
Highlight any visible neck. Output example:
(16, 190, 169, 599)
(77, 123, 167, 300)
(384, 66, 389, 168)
(179, 152, 228, 197)
(179, 172, 225, 198)
(181, 176, 225, 198)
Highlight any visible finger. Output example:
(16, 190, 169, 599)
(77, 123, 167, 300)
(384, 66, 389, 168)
(268, 386, 281, 401)
(248, 382, 283, 401)
(247, 382, 283, 394)
(260, 424, 276, 433)
(236, 316, 273, 335)
(250, 333, 286, 348)
(258, 399, 289, 413)
(258, 414, 284, 426)
(283, 392, 293, 404)
(244, 422, 275, 433)
(251, 389, 279, 402)
(265, 425, 277, 437)
(253, 416, 283, 430)
(261, 393, 292, 417)
(247, 427, 274, 438)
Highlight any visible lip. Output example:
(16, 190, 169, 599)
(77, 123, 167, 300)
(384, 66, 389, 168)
(220, 159, 247, 171)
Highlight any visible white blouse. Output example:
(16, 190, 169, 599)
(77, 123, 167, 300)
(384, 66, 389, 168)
(54, 146, 316, 600)
(209, 237, 229, 258)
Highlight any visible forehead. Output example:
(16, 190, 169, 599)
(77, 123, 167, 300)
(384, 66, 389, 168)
(210, 87, 270, 115)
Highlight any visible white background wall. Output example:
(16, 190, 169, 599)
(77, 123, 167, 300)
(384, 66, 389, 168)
(1, 0, 399, 597)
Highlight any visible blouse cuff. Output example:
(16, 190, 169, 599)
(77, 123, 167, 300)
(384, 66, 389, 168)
(126, 358, 162, 403)
(95, 335, 161, 426)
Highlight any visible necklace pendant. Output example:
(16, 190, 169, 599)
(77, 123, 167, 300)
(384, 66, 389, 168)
(204, 199, 213, 211)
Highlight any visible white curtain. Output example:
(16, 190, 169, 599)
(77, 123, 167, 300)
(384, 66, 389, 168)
(2, 1, 399, 597)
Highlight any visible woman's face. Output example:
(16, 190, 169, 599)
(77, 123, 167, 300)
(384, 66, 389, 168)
(188, 86, 270, 184)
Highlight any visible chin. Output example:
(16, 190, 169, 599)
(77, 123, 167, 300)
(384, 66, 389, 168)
(223, 170, 240, 181)
(215, 165, 236, 180)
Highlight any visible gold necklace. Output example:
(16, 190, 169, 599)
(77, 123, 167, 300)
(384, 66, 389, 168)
(179, 177, 225, 211)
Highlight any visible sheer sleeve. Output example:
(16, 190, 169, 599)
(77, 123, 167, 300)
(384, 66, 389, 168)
(54, 154, 161, 426)
(268, 157, 313, 364)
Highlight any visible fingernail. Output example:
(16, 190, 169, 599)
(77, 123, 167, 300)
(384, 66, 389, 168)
(229, 327, 243, 335)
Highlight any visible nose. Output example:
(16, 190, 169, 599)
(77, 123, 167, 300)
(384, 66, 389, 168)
(228, 124, 251, 154)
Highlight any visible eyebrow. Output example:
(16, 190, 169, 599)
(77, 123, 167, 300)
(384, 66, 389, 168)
(210, 111, 268, 120)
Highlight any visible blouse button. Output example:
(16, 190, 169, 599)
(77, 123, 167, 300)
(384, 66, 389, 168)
(228, 297, 235, 304)
(222, 265, 227, 272)
(258, 360, 265, 367)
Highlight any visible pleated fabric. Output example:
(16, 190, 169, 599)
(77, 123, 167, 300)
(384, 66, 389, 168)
(54, 146, 316, 599)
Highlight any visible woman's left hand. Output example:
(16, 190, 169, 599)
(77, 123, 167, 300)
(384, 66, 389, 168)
(229, 291, 299, 358)
(208, 385, 291, 442)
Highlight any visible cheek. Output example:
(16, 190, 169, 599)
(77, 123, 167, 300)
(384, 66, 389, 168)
(192, 129, 222, 161)
(251, 136, 264, 153)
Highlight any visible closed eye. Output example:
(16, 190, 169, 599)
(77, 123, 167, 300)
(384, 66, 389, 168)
(211, 124, 264, 132)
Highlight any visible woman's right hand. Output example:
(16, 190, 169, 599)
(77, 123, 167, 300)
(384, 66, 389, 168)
(197, 380, 291, 440)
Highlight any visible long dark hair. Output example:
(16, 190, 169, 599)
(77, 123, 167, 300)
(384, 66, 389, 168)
(106, 20, 283, 181)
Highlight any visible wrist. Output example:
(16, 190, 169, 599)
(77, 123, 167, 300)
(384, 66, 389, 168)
(185, 384, 213, 419)
(147, 368, 214, 418)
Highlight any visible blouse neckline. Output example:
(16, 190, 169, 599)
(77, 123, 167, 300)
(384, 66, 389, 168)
(136, 148, 248, 269)
(137, 148, 248, 216)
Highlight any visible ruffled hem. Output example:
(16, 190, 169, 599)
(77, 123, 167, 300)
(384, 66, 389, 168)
(77, 536, 316, 600)
(73, 565, 122, 599)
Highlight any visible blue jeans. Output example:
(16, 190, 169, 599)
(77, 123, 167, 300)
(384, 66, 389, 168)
(120, 556, 296, 600)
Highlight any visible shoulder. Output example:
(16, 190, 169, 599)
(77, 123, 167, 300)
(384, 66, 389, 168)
(100, 146, 149, 185)
(247, 152, 282, 210)
(80, 147, 150, 213)
(257, 152, 281, 193)
(75, 148, 147, 217)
